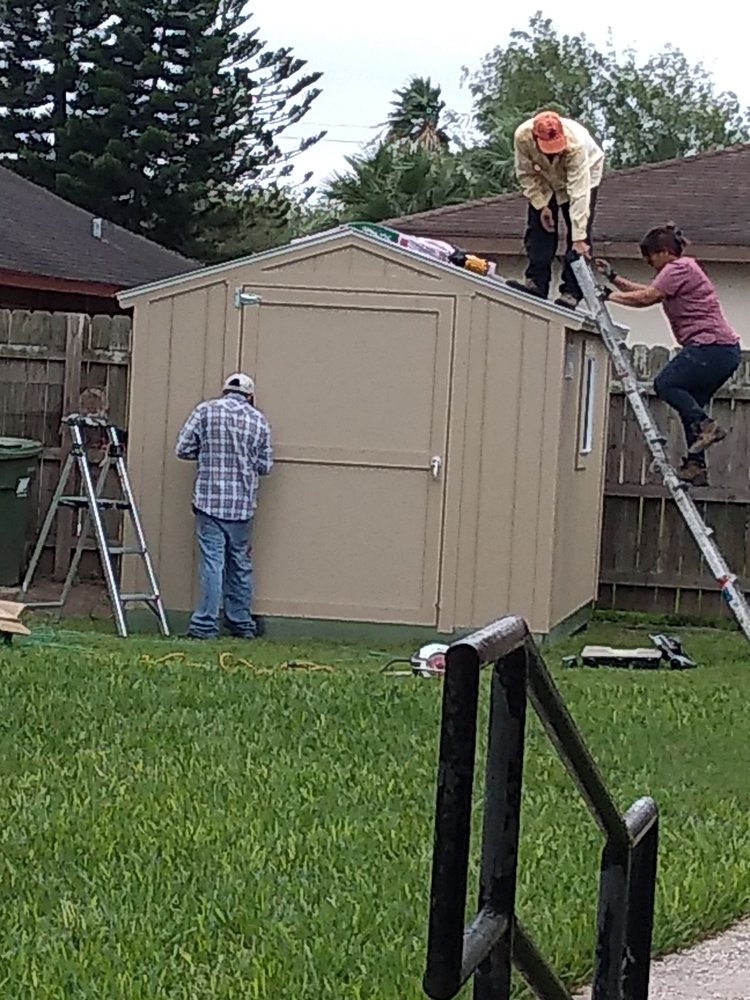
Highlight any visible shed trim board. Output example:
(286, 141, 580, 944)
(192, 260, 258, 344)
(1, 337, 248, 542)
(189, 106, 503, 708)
(117, 226, 602, 332)
(120, 226, 609, 639)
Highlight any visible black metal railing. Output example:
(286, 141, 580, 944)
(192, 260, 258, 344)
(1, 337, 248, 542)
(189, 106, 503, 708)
(423, 616, 659, 1000)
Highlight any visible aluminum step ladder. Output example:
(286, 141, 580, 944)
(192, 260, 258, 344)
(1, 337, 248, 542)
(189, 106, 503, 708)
(571, 254, 750, 642)
(20, 414, 170, 638)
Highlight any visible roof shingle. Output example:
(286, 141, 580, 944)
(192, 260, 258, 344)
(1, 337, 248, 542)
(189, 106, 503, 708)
(385, 145, 750, 249)
(0, 165, 200, 288)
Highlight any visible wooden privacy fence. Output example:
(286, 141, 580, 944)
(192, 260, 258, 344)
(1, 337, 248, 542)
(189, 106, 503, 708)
(599, 344, 750, 618)
(0, 308, 131, 580)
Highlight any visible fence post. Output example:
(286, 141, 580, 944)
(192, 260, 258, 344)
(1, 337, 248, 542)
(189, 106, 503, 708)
(474, 644, 528, 1000)
(623, 817, 659, 1000)
(592, 840, 630, 1000)
(54, 315, 85, 580)
(423, 643, 482, 1000)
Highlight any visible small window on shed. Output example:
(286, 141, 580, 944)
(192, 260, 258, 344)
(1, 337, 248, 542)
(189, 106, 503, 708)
(578, 350, 597, 457)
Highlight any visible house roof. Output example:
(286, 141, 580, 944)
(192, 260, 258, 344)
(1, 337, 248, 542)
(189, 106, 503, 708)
(385, 144, 750, 257)
(117, 224, 597, 331)
(0, 165, 200, 291)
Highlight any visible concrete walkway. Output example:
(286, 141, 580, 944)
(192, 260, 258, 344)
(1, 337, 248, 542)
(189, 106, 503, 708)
(576, 917, 750, 999)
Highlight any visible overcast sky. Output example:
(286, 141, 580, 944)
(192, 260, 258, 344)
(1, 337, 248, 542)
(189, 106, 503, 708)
(247, 0, 750, 191)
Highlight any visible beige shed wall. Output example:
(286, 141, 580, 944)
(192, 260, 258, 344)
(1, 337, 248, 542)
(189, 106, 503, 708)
(549, 332, 611, 626)
(123, 280, 241, 606)
(122, 233, 606, 636)
(446, 296, 567, 637)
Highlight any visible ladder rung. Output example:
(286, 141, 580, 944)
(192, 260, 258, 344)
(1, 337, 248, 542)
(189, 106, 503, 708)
(108, 546, 144, 556)
(60, 496, 131, 510)
(119, 593, 158, 603)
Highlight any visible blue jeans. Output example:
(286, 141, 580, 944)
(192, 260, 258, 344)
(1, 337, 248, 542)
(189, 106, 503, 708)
(654, 343, 740, 465)
(189, 509, 256, 638)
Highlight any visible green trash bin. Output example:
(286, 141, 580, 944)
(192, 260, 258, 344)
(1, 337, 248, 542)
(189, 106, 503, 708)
(0, 437, 43, 586)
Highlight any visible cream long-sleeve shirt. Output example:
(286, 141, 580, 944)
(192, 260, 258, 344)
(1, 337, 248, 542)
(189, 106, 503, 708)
(513, 117, 605, 241)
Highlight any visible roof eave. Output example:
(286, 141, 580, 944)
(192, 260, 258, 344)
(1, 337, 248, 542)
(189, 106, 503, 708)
(0, 266, 126, 297)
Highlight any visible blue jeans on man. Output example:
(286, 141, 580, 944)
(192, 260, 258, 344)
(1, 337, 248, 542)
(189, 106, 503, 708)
(654, 343, 741, 467)
(189, 508, 257, 639)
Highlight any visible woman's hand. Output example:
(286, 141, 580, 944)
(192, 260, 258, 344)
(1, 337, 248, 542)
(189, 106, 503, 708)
(595, 258, 616, 281)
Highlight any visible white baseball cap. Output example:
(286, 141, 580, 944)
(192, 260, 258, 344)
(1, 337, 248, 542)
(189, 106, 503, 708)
(222, 372, 255, 396)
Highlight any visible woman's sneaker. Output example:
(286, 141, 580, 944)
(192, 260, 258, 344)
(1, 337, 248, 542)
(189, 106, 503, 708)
(688, 419, 726, 454)
(677, 459, 709, 487)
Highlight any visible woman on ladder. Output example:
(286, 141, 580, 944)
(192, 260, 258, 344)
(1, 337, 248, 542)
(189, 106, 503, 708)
(596, 224, 741, 486)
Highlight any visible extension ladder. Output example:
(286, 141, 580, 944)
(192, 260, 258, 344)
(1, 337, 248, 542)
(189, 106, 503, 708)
(20, 414, 170, 638)
(571, 255, 750, 642)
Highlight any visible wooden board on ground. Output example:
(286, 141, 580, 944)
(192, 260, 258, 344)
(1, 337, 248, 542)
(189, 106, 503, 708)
(0, 599, 31, 637)
(581, 645, 662, 665)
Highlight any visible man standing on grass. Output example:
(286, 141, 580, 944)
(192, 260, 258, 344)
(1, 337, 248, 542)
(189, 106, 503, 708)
(508, 110, 604, 310)
(175, 373, 273, 640)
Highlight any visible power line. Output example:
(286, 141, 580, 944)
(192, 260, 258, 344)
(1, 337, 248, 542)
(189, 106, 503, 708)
(303, 122, 380, 130)
(277, 136, 371, 144)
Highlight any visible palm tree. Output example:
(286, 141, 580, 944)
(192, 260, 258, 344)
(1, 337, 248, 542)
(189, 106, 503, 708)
(323, 142, 475, 222)
(383, 76, 451, 151)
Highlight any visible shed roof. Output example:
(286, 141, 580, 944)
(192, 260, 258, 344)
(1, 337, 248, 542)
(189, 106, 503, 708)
(116, 224, 597, 330)
(0, 164, 200, 290)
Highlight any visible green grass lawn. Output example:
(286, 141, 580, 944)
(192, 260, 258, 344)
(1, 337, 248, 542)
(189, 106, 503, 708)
(0, 620, 748, 998)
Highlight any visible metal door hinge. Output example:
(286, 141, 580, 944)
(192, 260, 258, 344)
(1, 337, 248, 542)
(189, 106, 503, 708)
(234, 288, 262, 308)
(430, 456, 442, 479)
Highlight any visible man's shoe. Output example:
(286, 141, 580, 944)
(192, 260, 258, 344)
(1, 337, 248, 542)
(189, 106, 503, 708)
(554, 292, 580, 310)
(223, 617, 258, 639)
(688, 418, 726, 454)
(506, 278, 545, 298)
(184, 631, 216, 640)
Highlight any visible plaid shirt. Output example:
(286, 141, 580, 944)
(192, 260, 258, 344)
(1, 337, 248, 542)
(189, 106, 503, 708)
(175, 392, 273, 521)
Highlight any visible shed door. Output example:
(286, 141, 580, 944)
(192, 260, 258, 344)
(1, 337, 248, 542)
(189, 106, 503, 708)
(239, 288, 453, 625)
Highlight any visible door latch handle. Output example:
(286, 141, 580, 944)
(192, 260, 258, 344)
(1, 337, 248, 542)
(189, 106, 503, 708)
(430, 456, 442, 479)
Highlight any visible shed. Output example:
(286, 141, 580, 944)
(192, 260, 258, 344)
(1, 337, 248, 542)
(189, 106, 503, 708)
(117, 227, 610, 641)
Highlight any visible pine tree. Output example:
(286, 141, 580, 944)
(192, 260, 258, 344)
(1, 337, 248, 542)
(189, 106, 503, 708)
(0, 1, 112, 186)
(0, 2, 55, 178)
(56, 1, 220, 246)
(55, 0, 324, 255)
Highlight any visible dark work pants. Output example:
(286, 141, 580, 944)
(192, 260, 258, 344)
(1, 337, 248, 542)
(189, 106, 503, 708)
(524, 187, 598, 300)
(653, 343, 741, 465)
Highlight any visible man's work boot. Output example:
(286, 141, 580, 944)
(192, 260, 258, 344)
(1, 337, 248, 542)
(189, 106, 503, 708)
(688, 418, 726, 454)
(506, 278, 545, 298)
(677, 459, 709, 487)
(554, 292, 579, 310)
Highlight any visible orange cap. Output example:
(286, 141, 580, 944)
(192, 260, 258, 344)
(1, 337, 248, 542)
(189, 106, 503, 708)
(532, 111, 567, 154)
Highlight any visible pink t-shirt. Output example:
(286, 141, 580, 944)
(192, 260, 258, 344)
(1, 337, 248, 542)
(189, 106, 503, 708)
(650, 256, 739, 347)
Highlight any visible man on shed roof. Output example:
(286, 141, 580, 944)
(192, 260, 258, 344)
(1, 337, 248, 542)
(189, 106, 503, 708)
(508, 110, 604, 310)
